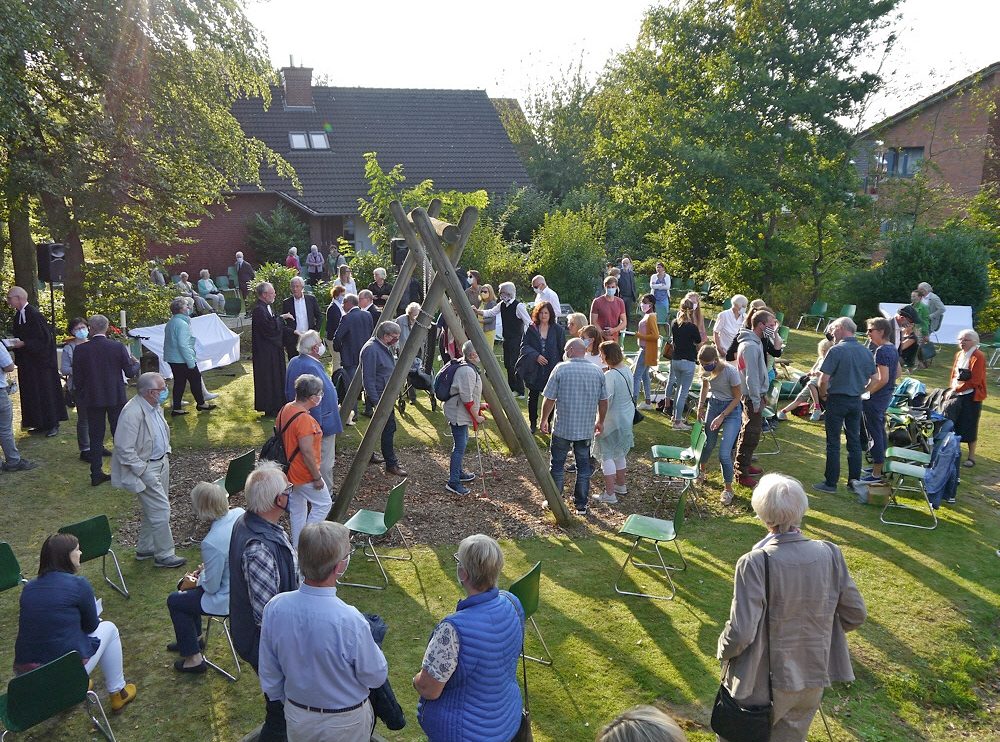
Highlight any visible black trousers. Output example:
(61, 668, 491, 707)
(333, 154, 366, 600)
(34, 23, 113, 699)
(503, 338, 524, 394)
(169, 363, 206, 410)
(86, 404, 122, 480)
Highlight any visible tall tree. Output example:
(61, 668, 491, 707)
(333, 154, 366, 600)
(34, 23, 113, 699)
(0, 0, 296, 317)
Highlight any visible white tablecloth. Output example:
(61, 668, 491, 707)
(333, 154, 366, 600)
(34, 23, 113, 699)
(130, 313, 241, 379)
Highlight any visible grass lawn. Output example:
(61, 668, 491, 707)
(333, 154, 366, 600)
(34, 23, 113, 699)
(0, 323, 998, 741)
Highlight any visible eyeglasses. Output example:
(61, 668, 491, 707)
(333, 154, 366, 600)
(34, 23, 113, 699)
(273, 484, 292, 504)
(452, 553, 461, 566)
(865, 328, 876, 333)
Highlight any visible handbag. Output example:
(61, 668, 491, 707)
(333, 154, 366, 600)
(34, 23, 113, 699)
(661, 340, 674, 360)
(710, 551, 772, 742)
(614, 369, 643, 425)
(504, 593, 533, 742)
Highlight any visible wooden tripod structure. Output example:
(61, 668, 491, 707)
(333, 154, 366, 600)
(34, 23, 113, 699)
(329, 201, 572, 526)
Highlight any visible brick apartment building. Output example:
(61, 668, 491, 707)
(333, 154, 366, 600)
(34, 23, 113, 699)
(854, 60, 999, 224)
(150, 65, 529, 276)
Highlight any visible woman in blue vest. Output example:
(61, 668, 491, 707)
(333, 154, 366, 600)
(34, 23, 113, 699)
(414, 534, 525, 742)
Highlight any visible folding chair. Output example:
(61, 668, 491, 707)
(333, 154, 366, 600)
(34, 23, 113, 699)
(201, 614, 241, 682)
(220, 296, 245, 329)
(825, 304, 856, 328)
(650, 421, 703, 463)
(614, 490, 690, 601)
(340, 480, 413, 590)
(58, 516, 128, 599)
(773, 311, 784, 326)
(758, 384, 782, 455)
(183, 450, 255, 546)
(796, 301, 828, 331)
(508, 562, 552, 666)
(882, 458, 938, 530)
(652, 428, 707, 517)
(0, 651, 117, 741)
(777, 325, 789, 344)
(0, 543, 26, 592)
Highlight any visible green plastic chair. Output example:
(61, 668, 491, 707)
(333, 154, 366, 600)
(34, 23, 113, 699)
(0, 651, 116, 741)
(774, 311, 785, 326)
(721, 298, 732, 311)
(699, 281, 712, 297)
(796, 301, 828, 331)
(508, 562, 552, 666)
(214, 275, 230, 290)
(340, 480, 412, 590)
(0, 543, 26, 593)
(652, 428, 707, 517)
(183, 450, 256, 546)
(614, 489, 689, 601)
(650, 421, 704, 463)
(778, 325, 789, 344)
(758, 383, 783, 455)
(58, 516, 128, 599)
(170, 274, 181, 284)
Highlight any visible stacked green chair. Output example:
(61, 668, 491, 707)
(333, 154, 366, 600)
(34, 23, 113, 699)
(340, 480, 412, 590)
(0, 543, 26, 593)
(0, 651, 117, 741)
(614, 489, 690, 601)
(508, 562, 552, 666)
(58, 515, 128, 599)
(650, 422, 704, 464)
(652, 427, 707, 517)
(796, 301, 828, 331)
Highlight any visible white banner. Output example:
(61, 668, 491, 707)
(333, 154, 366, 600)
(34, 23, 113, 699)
(130, 313, 241, 379)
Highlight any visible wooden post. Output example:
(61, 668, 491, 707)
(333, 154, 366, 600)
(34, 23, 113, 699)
(391, 211, 521, 455)
(329, 207, 476, 522)
(409, 207, 573, 525)
(337, 200, 443, 427)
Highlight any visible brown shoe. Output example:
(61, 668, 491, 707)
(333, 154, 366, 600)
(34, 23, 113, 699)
(386, 465, 407, 477)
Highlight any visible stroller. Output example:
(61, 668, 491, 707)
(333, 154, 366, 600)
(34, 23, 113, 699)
(398, 362, 435, 414)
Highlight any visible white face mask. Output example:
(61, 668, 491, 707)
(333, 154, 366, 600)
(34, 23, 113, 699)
(314, 344, 326, 357)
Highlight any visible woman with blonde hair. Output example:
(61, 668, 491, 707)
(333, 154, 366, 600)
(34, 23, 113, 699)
(477, 284, 498, 346)
(334, 263, 358, 296)
(594, 341, 634, 504)
(566, 312, 588, 339)
(683, 291, 707, 342)
(695, 345, 743, 505)
(597, 705, 687, 742)
(664, 298, 701, 431)
(777, 338, 833, 422)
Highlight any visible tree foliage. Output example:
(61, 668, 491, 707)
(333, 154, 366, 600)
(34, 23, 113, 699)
(0, 0, 296, 317)
(246, 204, 310, 264)
(529, 208, 607, 312)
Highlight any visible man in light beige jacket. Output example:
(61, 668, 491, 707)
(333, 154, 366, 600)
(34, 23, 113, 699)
(111, 372, 185, 568)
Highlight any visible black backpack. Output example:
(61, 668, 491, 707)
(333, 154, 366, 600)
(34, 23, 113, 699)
(433, 359, 465, 402)
(259, 410, 307, 471)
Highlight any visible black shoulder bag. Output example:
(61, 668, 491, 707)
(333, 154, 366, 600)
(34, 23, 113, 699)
(711, 551, 772, 742)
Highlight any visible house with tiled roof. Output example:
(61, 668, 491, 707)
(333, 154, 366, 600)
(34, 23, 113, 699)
(853, 61, 999, 222)
(155, 65, 529, 273)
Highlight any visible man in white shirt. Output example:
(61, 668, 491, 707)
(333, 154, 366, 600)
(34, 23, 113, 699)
(259, 521, 388, 742)
(530, 275, 561, 318)
(280, 277, 319, 359)
(713, 294, 748, 356)
(0, 343, 35, 472)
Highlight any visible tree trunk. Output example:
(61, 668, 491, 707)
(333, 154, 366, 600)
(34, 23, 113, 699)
(811, 213, 825, 303)
(7, 190, 38, 306)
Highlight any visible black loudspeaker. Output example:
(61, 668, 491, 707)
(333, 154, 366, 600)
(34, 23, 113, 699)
(36, 242, 66, 283)
(391, 237, 407, 268)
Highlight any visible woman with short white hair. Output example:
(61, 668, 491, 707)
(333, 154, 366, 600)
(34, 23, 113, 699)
(414, 534, 525, 741)
(368, 266, 393, 310)
(197, 269, 226, 313)
(717, 474, 867, 742)
(597, 705, 687, 742)
(950, 329, 986, 467)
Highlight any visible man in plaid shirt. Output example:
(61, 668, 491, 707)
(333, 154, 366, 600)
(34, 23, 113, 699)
(540, 338, 609, 515)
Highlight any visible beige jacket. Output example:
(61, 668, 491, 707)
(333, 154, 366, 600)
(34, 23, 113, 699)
(717, 533, 866, 704)
(111, 395, 171, 494)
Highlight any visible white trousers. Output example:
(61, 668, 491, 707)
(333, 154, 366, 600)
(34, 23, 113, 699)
(136, 457, 175, 559)
(289, 481, 332, 549)
(84, 620, 127, 694)
(285, 699, 373, 742)
(321, 434, 336, 493)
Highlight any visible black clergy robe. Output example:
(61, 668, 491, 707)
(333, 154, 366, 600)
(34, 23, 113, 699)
(251, 300, 286, 416)
(12, 303, 67, 430)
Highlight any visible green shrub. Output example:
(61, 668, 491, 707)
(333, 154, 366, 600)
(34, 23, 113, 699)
(252, 262, 299, 304)
(348, 250, 391, 291)
(529, 207, 607, 313)
(83, 240, 180, 328)
(246, 204, 310, 264)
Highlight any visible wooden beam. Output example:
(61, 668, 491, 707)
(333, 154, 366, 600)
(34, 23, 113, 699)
(329, 205, 477, 522)
(409, 207, 573, 526)
(337, 200, 443, 427)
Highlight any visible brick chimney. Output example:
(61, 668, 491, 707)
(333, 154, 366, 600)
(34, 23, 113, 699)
(281, 62, 314, 108)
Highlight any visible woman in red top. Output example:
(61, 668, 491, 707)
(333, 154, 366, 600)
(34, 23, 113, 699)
(950, 329, 987, 467)
(278, 373, 329, 547)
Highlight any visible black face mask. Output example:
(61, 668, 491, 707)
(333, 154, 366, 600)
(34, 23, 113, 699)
(824, 330, 835, 342)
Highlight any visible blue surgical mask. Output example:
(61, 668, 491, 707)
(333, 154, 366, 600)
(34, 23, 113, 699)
(73, 328, 89, 340)
(606, 287, 617, 296)
(703, 363, 717, 373)
(157, 389, 170, 405)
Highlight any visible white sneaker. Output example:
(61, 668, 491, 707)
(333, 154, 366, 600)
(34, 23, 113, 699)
(809, 409, 823, 422)
(672, 420, 692, 431)
(638, 402, 655, 411)
(594, 493, 618, 504)
(614, 485, 628, 495)
(720, 489, 735, 505)
(776, 410, 788, 421)
(203, 391, 220, 401)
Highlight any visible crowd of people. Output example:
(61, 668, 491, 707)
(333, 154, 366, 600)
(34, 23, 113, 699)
(0, 246, 991, 742)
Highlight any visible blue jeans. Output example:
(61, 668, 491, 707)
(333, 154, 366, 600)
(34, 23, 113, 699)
(862, 398, 889, 465)
(702, 398, 742, 484)
(633, 354, 651, 402)
(665, 359, 696, 422)
(166, 586, 204, 657)
(550, 436, 592, 510)
(0, 390, 22, 466)
(824, 393, 863, 486)
(449, 424, 469, 487)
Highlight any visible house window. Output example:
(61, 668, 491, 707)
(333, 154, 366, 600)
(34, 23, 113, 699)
(309, 132, 329, 149)
(289, 132, 309, 150)
(884, 146, 924, 178)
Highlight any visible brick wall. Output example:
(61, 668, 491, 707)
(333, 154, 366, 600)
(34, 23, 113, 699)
(148, 193, 282, 277)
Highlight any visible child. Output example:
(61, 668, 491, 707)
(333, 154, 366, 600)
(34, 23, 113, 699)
(776, 338, 833, 422)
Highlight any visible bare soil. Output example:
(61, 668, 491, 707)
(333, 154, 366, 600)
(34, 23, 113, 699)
(117, 443, 736, 549)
